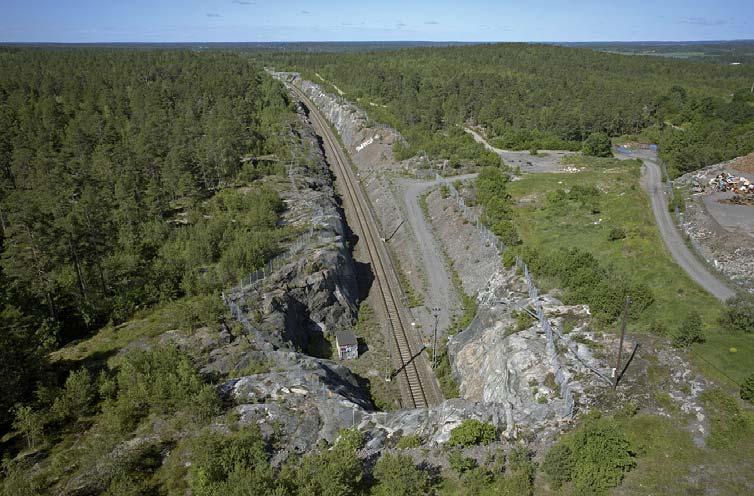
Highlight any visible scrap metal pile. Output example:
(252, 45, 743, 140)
(693, 171, 754, 197)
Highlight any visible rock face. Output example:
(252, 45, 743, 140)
(223, 349, 505, 459)
(273, 72, 407, 171)
(222, 102, 359, 360)
(449, 267, 611, 432)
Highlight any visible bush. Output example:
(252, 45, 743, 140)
(188, 427, 275, 496)
(608, 227, 626, 241)
(372, 453, 432, 496)
(513, 310, 535, 332)
(541, 443, 573, 488)
(719, 294, 754, 334)
(284, 428, 364, 496)
(440, 184, 450, 199)
(668, 187, 686, 213)
(741, 374, 754, 404)
(448, 450, 478, 474)
(582, 132, 613, 157)
(12, 404, 46, 449)
(568, 185, 601, 202)
(543, 415, 636, 495)
(50, 368, 96, 423)
(491, 219, 521, 246)
(546, 188, 568, 206)
(395, 434, 422, 449)
(335, 428, 364, 451)
(501, 249, 517, 268)
(448, 419, 497, 447)
(672, 312, 705, 348)
(701, 388, 754, 449)
(539, 247, 653, 323)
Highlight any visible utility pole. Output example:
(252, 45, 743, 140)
(613, 297, 632, 391)
(431, 307, 441, 368)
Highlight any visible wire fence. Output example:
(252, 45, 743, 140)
(436, 171, 574, 417)
(228, 206, 348, 297)
(436, 174, 505, 254)
(516, 256, 576, 418)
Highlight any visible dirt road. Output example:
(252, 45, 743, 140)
(637, 151, 736, 302)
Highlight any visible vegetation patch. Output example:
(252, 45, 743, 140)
(448, 419, 497, 447)
(542, 414, 636, 495)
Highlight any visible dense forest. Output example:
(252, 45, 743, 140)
(0, 48, 295, 427)
(261, 43, 754, 176)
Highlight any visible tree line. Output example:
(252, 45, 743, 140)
(259, 43, 754, 175)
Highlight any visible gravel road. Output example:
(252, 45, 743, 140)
(464, 127, 576, 173)
(396, 174, 478, 333)
(637, 150, 736, 302)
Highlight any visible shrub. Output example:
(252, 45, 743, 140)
(513, 310, 535, 332)
(448, 419, 497, 447)
(546, 189, 568, 206)
(440, 184, 450, 199)
(284, 428, 365, 496)
(492, 219, 521, 246)
(542, 442, 573, 488)
(568, 185, 601, 202)
(188, 427, 275, 496)
(668, 187, 686, 213)
(50, 368, 96, 423)
(740, 374, 754, 404)
(672, 312, 705, 348)
(335, 428, 364, 451)
(608, 227, 626, 241)
(12, 405, 46, 449)
(582, 132, 613, 157)
(543, 415, 636, 495)
(395, 434, 422, 449)
(719, 294, 754, 334)
(501, 248, 517, 268)
(372, 453, 432, 496)
(540, 247, 653, 323)
(448, 450, 478, 474)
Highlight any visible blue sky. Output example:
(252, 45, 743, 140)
(1, 0, 752, 43)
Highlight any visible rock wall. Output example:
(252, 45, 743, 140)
(213, 97, 508, 453)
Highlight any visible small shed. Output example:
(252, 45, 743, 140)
(336, 330, 358, 360)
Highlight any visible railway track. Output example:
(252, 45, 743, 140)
(288, 83, 443, 408)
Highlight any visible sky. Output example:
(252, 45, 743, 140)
(1, 0, 752, 43)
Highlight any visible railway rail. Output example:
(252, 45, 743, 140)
(288, 82, 443, 408)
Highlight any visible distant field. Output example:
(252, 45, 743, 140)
(560, 40, 754, 65)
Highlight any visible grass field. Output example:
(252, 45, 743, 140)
(505, 155, 754, 387)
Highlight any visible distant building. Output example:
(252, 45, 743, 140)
(336, 330, 358, 360)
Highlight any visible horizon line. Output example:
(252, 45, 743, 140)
(1, 39, 753, 45)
